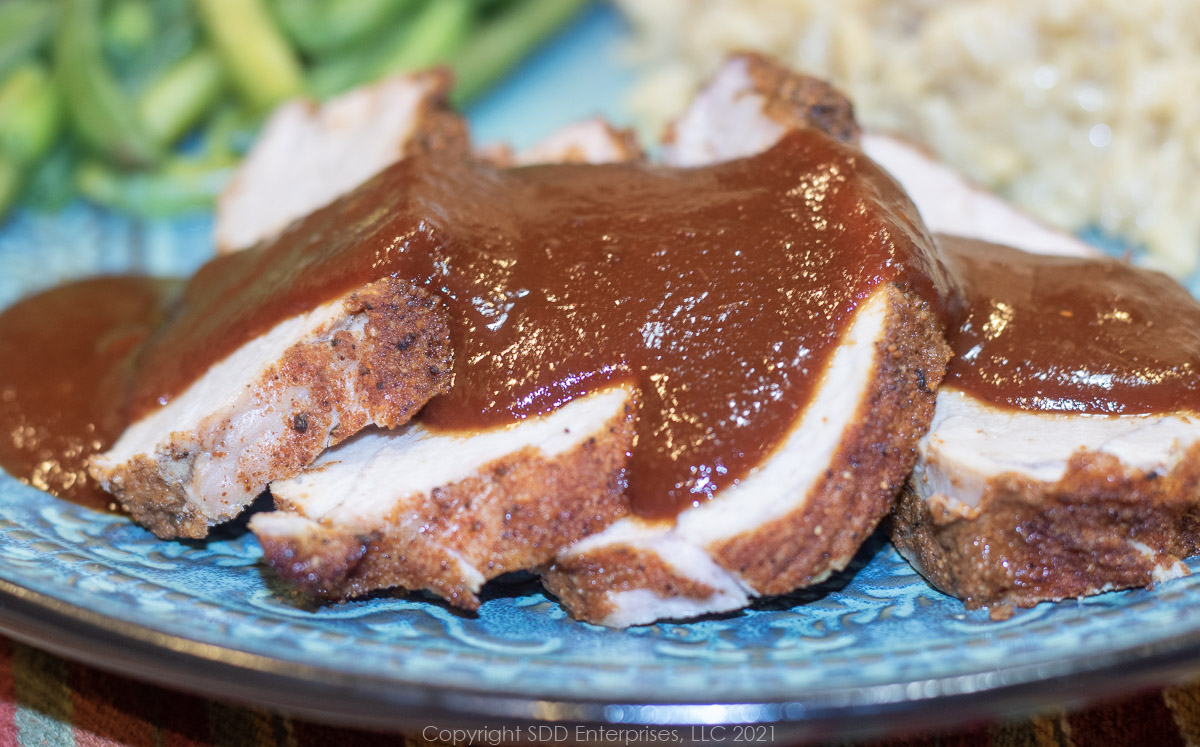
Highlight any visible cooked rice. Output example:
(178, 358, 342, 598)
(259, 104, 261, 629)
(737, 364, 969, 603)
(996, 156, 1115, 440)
(617, 0, 1200, 275)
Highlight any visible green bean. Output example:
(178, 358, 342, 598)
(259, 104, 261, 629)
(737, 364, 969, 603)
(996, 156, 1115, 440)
(0, 0, 56, 83)
(54, 0, 161, 168)
(107, 0, 200, 94)
(308, 43, 385, 99)
(309, 0, 474, 98)
(138, 48, 226, 146)
(103, 0, 156, 63)
(196, 104, 254, 162)
(23, 143, 79, 212)
(0, 155, 21, 218)
(0, 64, 63, 166)
(373, 0, 474, 77)
(195, 0, 305, 112)
(76, 156, 234, 217)
(271, 0, 417, 57)
(450, 0, 586, 105)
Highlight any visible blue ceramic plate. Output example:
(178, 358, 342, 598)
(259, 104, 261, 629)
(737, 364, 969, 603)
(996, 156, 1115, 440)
(2, 7, 1200, 743)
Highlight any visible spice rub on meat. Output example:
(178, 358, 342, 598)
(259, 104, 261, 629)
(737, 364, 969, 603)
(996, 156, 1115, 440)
(539, 56, 948, 626)
(659, 55, 1200, 618)
(250, 125, 645, 607)
(87, 71, 477, 539)
(89, 279, 453, 539)
(3, 52, 1198, 628)
(891, 236, 1200, 612)
(252, 56, 950, 626)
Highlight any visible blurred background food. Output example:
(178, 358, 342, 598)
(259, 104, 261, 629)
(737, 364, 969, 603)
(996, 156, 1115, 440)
(617, 0, 1200, 276)
(0, 0, 584, 222)
(3, 0, 1197, 278)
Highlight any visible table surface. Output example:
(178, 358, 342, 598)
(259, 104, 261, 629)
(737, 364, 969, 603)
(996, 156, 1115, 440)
(0, 632, 1196, 745)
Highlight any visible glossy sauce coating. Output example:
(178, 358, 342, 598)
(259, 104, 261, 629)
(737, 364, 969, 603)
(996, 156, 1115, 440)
(0, 277, 177, 508)
(3, 132, 945, 518)
(941, 235, 1200, 413)
(133, 132, 944, 518)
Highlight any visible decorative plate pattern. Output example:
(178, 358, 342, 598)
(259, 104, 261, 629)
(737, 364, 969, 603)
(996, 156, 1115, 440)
(2, 7, 1200, 739)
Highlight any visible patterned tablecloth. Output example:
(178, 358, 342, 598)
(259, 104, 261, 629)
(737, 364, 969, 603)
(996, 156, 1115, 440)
(0, 634, 1194, 747)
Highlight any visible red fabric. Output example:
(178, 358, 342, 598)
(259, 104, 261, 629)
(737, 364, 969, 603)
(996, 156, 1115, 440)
(0, 634, 1193, 746)
(0, 639, 18, 746)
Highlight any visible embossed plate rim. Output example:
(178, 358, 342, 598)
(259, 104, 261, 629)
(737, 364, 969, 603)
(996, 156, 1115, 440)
(2, 570, 1200, 740)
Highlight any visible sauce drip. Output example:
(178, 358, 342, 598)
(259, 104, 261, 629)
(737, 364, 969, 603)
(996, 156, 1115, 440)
(0, 277, 177, 509)
(1, 132, 946, 518)
(941, 235, 1200, 414)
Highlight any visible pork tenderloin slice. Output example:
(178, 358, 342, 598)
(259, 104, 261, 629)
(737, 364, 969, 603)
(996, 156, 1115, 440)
(874, 114, 1200, 609)
(544, 284, 948, 626)
(478, 118, 645, 167)
(676, 51, 1200, 612)
(216, 70, 467, 254)
(860, 134, 1094, 259)
(536, 56, 947, 627)
(251, 386, 634, 609)
(858, 72, 1200, 608)
(89, 279, 452, 539)
(660, 52, 859, 168)
(247, 118, 646, 609)
(662, 54, 1093, 259)
(513, 119, 644, 166)
(892, 388, 1200, 611)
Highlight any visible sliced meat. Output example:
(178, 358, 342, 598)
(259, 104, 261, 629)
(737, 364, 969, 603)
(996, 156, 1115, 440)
(251, 58, 947, 627)
(661, 52, 859, 166)
(543, 284, 946, 626)
(251, 386, 633, 609)
(661, 53, 1092, 260)
(658, 53, 1198, 613)
(892, 247, 1200, 611)
(530, 54, 944, 627)
(863, 60, 1200, 610)
(512, 119, 643, 165)
(215, 70, 467, 254)
(893, 389, 1200, 611)
(860, 133, 1094, 259)
(89, 279, 452, 539)
(478, 118, 644, 167)
(249, 120, 648, 607)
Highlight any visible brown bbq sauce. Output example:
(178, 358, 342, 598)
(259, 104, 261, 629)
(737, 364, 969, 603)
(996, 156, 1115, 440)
(0, 277, 178, 509)
(940, 235, 1200, 414)
(3, 131, 946, 518)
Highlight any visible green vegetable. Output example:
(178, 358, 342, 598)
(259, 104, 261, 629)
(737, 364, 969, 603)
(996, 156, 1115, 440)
(0, 0, 57, 82)
(106, 0, 199, 95)
(138, 48, 226, 146)
(23, 143, 80, 212)
(373, 0, 473, 76)
(0, 155, 20, 217)
(103, 0, 156, 62)
(0, 0, 581, 223)
(309, 0, 474, 98)
(76, 156, 233, 216)
(54, 0, 161, 168)
(0, 64, 63, 166)
(199, 104, 260, 161)
(450, 0, 586, 105)
(271, 0, 417, 57)
(195, 0, 305, 112)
